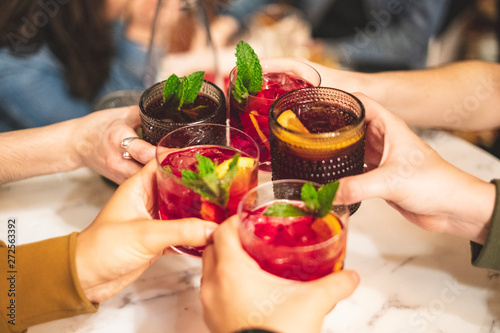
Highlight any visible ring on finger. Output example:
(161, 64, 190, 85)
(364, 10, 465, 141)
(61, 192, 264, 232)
(121, 136, 139, 149)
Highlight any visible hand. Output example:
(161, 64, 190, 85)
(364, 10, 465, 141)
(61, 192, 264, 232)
(72, 106, 155, 185)
(75, 160, 218, 303)
(201, 216, 359, 333)
(335, 93, 496, 244)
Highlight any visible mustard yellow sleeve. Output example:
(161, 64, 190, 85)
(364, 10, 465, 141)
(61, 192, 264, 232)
(0, 232, 98, 333)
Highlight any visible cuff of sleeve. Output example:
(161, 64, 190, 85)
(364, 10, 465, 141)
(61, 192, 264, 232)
(14, 233, 98, 331)
(471, 179, 500, 270)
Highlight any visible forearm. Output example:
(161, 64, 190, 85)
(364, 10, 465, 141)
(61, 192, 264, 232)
(0, 119, 82, 184)
(320, 60, 500, 131)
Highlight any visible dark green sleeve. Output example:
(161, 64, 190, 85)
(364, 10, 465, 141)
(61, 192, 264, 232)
(470, 179, 500, 270)
(0, 233, 98, 333)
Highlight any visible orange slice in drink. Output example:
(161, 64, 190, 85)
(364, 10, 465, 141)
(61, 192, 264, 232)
(277, 110, 309, 133)
(274, 110, 364, 159)
(311, 214, 343, 239)
(248, 111, 270, 151)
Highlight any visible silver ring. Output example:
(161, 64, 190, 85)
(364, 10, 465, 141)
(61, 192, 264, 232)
(121, 137, 139, 149)
(122, 151, 133, 160)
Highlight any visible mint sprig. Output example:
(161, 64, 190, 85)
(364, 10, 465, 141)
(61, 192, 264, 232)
(180, 153, 240, 208)
(163, 71, 205, 110)
(263, 181, 339, 218)
(232, 41, 263, 103)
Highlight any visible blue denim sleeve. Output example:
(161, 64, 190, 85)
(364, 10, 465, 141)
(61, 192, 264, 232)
(0, 21, 147, 132)
(0, 47, 91, 131)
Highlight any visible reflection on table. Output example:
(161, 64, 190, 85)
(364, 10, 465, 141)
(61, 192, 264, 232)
(0, 130, 498, 333)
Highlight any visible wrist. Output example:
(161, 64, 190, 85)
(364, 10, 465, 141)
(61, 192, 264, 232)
(445, 176, 495, 244)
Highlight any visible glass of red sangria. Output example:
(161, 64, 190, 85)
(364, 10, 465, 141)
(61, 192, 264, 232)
(238, 179, 349, 281)
(228, 57, 321, 172)
(156, 124, 260, 257)
(140, 76, 226, 146)
(269, 87, 365, 213)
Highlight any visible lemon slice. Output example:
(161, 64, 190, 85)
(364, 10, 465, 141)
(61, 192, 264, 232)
(277, 110, 309, 133)
(215, 156, 256, 179)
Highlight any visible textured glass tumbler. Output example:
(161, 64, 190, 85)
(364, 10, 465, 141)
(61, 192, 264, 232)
(139, 79, 226, 145)
(269, 87, 365, 213)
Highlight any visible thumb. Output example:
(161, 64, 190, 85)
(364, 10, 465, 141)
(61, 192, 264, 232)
(336, 168, 392, 205)
(307, 270, 359, 312)
(137, 219, 218, 253)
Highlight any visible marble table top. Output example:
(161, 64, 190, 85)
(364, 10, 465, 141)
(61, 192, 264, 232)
(0, 130, 499, 333)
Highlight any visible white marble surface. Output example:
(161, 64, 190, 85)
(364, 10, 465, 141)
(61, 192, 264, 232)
(1, 130, 499, 333)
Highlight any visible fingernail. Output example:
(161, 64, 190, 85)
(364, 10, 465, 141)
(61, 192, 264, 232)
(205, 225, 217, 240)
(349, 270, 360, 285)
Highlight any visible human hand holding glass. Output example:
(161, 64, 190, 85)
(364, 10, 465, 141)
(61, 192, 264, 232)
(335, 93, 496, 244)
(75, 160, 217, 303)
(201, 215, 359, 333)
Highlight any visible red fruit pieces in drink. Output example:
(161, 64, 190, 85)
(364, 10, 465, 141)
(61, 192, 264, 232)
(200, 200, 227, 223)
(253, 215, 318, 246)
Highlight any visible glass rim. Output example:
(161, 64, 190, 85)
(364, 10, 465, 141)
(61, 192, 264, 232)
(237, 179, 349, 251)
(139, 79, 225, 125)
(228, 57, 322, 102)
(269, 86, 365, 138)
(155, 123, 261, 171)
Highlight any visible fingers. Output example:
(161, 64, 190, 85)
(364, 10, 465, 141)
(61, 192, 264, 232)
(211, 215, 252, 264)
(142, 219, 218, 253)
(335, 168, 393, 205)
(308, 270, 359, 310)
(126, 138, 156, 165)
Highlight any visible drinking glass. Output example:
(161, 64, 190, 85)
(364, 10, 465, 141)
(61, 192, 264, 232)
(228, 58, 321, 172)
(238, 180, 349, 281)
(156, 124, 260, 257)
(139, 79, 226, 145)
(269, 87, 365, 213)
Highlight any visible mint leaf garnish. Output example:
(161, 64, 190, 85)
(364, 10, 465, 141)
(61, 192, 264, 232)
(301, 182, 320, 212)
(184, 71, 205, 105)
(232, 41, 263, 103)
(263, 181, 339, 218)
(180, 153, 240, 208)
(163, 71, 205, 110)
(264, 203, 308, 217)
(317, 181, 339, 218)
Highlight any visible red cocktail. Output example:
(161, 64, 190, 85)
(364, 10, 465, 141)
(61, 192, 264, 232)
(238, 180, 349, 281)
(156, 124, 259, 257)
(269, 87, 365, 214)
(228, 58, 321, 171)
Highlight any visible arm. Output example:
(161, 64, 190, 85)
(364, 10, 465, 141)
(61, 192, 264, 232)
(314, 60, 500, 131)
(0, 106, 155, 185)
(0, 160, 217, 331)
(0, 234, 98, 333)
